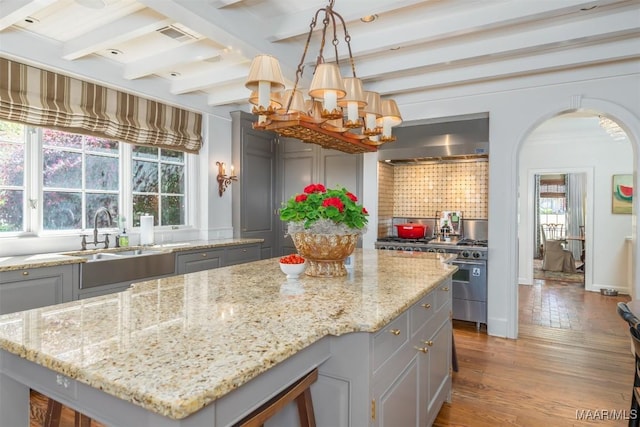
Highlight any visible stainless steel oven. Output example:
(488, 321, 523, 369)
(375, 236, 488, 330)
(451, 257, 487, 330)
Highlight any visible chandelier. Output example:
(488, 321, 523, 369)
(244, 0, 402, 154)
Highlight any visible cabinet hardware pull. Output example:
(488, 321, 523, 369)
(389, 329, 401, 336)
(22, 271, 29, 276)
(424, 340, 434, 346)
(421, 303, 431, 309)
(202, 253, 208, 257)
(441, 286, 450, 291)
(414, 346, 428, 354)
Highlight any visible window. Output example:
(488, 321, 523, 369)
(42, 129, 120, 230)
(0, 120, 189, 235)
(132, 146, 185, 227)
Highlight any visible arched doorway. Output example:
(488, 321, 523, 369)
(516, 109, 635, 334)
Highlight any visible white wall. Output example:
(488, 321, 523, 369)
(362, 60, 640, 339)
(517, 116, 633, 293)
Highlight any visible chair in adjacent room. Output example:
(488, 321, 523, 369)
(617, 302, 640, 427)
(540, 224, 575, 273)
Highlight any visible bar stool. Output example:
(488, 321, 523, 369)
(44, 398, 92, 427)
(617, 302, 640, 427)
(234, 368, 318, 427)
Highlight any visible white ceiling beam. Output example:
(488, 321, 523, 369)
(367, 38, 640, 96)
(210, 0, 245, 8)
(62, 9, 172, 60)
(354, 7, 640, 80)
(268, 0, 437, 42)
(207, 84, 248, 106)
(124, 40, 222, 80)
(0, 0, 57, 31)
(170, 62, 249, 94)
(341, 0, 628, 58)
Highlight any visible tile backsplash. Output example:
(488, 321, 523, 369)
(378, 160, 488, 236)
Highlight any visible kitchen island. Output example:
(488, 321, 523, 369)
(0, 249, 456, 426)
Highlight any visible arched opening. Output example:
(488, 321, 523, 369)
(516, 110, 635, 333)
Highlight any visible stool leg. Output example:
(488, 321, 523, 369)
(296, 388, 316, 427)
(75, 412, 92, 427)
(44, 399, 62, 427)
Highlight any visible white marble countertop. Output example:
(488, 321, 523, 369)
(0, 249, 456, 420)
(0, 238, 263, 272)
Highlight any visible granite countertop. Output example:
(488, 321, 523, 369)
(0, 249, 456, 420)
(0, 238, 264, 272)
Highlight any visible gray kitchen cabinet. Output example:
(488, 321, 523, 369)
(176, 248, 224, 274)
(316, 279, 452, 426)
(223, 243, 261, 266)
(0, 265, 76, 315)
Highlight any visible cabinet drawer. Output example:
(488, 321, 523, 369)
(373, 312, 409, 373)
(434, 279, 452, 312)
(410, 292, 435, 337)
(225, 244, 260, 266)
(176, 249, 224, 274)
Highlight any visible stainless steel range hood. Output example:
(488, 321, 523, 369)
(378, 113, 489, 163)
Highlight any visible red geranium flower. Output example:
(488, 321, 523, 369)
(362, 207, 368, 214)
(304, 183, 326, 194)
(295, 194, 307, 203)
(346, 192, 358, 202)
(322, 197, 344, 212)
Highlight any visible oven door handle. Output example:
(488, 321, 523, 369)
(452, 260, 486, 266)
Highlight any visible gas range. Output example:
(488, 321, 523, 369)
(375, 236, 487, 260)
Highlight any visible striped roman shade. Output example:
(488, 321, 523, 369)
(0, 58, 202, 153)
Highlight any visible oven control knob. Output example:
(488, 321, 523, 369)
(460, 250, 470, 259)
(427, 248, 436, 253)
(413, 247, 422, 252)
(437, 248, 446, 253)
(472, 251, 482, 259)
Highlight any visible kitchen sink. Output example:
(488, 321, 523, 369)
(73, 249, 176, 289)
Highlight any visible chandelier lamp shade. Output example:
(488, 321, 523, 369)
(244, 0, 402, 154)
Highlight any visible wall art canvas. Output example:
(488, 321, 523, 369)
(612, 174, 633, 214)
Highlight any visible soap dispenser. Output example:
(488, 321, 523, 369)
(119, 229, 129, 247)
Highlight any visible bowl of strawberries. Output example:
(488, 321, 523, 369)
(279, 254, 307, 279)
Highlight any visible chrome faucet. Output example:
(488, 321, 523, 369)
(83, 207, 113, 249)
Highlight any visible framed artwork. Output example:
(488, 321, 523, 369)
(612, 174, 633, 214)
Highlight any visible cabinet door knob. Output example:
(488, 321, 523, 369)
(414, 346, 428, 354)
(441, 286, 449, 291)
(389, 328, 401, 336)
(421, 303, 431, 309)
(202, 253, 208, 257)
(22, 271, 29, 276)
(424, 340, 434, 346)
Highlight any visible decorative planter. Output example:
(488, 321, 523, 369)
(290, 232, 359, 277)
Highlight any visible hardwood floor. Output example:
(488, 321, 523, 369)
(30, 276, 634, 427)
(435, 276, 634, 427)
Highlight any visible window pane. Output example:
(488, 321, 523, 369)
(42, 129, 83, 148)
(133, 146, 157, 159)
(161, 149, 184, 162)
(0, 121, 24, 143)
(132, 195, 158, 227)
(86, 155, 119, 191)
(43, 192, 81, 230)
(86, 194, 118, 228)
(0, 142, 24, 186)
(84, 136, 118, 154)
(0, 189, 23, 232)
(133, 160, 159, 192)
(161, 164, 184, 194)
(43, 149, 82, 188)
(161, 196, 184, 225)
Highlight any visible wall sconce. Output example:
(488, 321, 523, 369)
(216, 161, 238, 197)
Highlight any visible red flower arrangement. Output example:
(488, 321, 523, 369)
(280, 183, 369, 234)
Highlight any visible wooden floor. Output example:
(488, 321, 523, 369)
(435, 275, 634, 427)
(30, 274, 634, 427)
